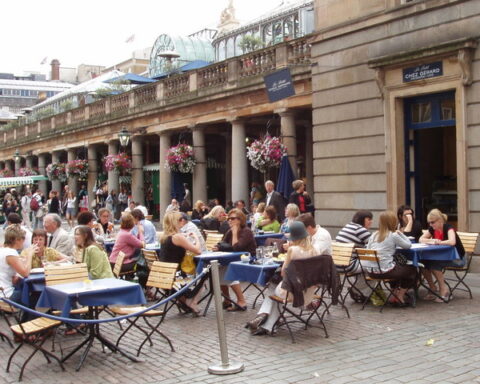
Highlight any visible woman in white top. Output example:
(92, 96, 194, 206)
(364, 211, 415, 305)
(0, 225, 36, 322)
(65, 190, 76, 229)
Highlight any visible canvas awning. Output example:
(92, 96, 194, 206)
(143, 163, 160, 171)
(0, 175, 48, 187)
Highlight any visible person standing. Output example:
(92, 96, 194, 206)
(289, 179, 313, 214)
(264, 180, 286, 222)
(32, 190, 45, 230)
(48, 191, 61, 215)
(20, 190, 32, 229)
(77, 184, 88, 213)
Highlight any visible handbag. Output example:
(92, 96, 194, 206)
(268, 266, 283, 285)
(393, 252, 408, 266)
(181, 251, 196, 275)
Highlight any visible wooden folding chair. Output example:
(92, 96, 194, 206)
(112, 251, 136, 279)
(205, 232, 223, 252)
(4, 301, 64, 381)
(142, 249, 159, 270)
(444, 231, 479, 299)
(110, 261, 177, 356)
(330, 242, 356, 318)
(270, 255, 338, 343)
(356, 249, 404, 312)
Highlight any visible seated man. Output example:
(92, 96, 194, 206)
(130, 209, 157, 244)
(295, 213, 332, 256)
(43, 213, 74, 261)
(179, 213, 207, 253)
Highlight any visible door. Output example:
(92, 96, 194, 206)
(404, 91, 457, 225)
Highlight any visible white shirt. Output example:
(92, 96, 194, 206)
(266, 192, 273, 207)
(0, 247, 19, 298)
(21, 195, 32, 212)
(136, 205, 148, 216)
(311, 225, 332, 256)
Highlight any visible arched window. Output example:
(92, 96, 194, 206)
(218, 40, 226, 61)
(226, 37, 235, 58)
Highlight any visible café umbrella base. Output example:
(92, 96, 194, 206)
(208, 361, 245, 375)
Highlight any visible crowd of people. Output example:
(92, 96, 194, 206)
(0, 177, 467, 337)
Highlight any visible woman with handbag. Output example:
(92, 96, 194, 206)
(159, 211, 203, 315)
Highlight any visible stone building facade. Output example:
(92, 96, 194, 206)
(312, 0, 480, 233)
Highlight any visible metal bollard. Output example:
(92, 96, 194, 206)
(207, 260, 244, 375)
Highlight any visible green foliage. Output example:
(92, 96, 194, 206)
(93, 80, 129, 99)
(239, 35, 264, 53)
(34, 107, 55, 120)
(60, 99, 74, 112)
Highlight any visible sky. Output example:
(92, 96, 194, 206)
(1, 0, 284, 76)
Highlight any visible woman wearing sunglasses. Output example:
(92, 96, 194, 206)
(419, 208, 465, 302)
(215, 208, 256, 311)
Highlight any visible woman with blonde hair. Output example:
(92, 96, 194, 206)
(159, 211, 203, 315)
(191, 200, 209, 220)
(280, 203, 300, 233)
(364, 210, 415, 305)
(200, 205, 229, 233)
(419, 208, 465, 302)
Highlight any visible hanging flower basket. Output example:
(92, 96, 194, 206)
(46, 163, 67, 182)
(246, 135, 287, 173)
(165, 144, 196, 174)
(103, 153, 132, 174)
(18, 167, 39, 176)
(0, 169, 14, 178)
(66, 159, 89, 179)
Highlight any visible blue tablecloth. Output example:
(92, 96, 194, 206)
(194, 251, 245, 274)
(225, 261, 280, 286)
(104, 241, 115, 253)
(255, 233, 285, 246)
(37, 278, 146, 318)
(19, 273, 46, 305)
(398, 245, 459, 267)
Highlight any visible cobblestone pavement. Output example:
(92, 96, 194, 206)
(1, 272, 480, 384)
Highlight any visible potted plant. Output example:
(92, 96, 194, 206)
(46, 163, 67, 182)
(66, 159, 89, 179)
(18, 167, 39, 176)
(103, 153, 132, 174)
(246, 135, 287, 173)
(0, 169, 14, 178)
(165, 144, 196, 174)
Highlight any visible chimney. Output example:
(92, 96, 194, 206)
(50, 59, 60, 81)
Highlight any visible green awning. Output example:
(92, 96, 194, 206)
(0, 175, 48, 188)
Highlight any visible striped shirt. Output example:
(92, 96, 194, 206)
(335, 222, 371, 248)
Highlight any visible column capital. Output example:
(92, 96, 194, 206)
(227, 116, 245, 124)
(131, 134, 143, 143)
(275, 108, 295, 118)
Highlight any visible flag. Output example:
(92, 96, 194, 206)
(125, 34, 135, 43)
(40, 57, 47, 65)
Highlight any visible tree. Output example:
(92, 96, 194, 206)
(238, 35, 264, 53)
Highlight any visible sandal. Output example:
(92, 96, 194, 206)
(423, 292, 438, 301)
(227, 304, 247, 312)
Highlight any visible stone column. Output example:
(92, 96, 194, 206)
(107, 140, 119, 194)
(305, 122, 314, 208)
(192, 126, 207, 203)
(230, 119, 249, 204)
(51, 151, 62, 193)
(131, 136, 145, 205)
(26, 156, 33, 169)
(37, 154, 48, 196)
(87, 145, 98, 210)
(14, 157, 21, 177)
(279, 110, 298, 178)
(159, 133, 171, 224)
(67, 148, 78, 195)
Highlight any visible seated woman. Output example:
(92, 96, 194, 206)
(94, 208, 114, 239)
(109, 213, 144, 273)
(215, 209, 256, 311)
(191, 200, 209, 220)
(364, 210, 416, 305)
(159, 211, 203, 315)
(75, 225, 114, 279)
(200, 205, 229, 234)
(289, 179, 313, 214)
(419, 208, 465, 302)
(251, 202, 265, 229)
(1, 225, 34, 320)
(397, 205, 423, 242)
(256, 206, 281, 233)
(246, 222, 317, 335)
(280, 203, 300, 234)
(20, 229, 66, 268)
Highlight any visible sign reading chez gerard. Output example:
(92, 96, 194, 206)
(403, 61, 443, 83)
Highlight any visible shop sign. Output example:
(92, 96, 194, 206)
(403, 62, 443, 82)
(264, 68, 295, 102)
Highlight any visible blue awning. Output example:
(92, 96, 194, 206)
(104, 73, 156, 84)
(178, 60, 211, 72)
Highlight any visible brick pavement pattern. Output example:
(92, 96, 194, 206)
(1, 274, 480, 384)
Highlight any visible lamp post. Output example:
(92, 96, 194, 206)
(13, 149, 22, 177)
(118, 126, 131, 148)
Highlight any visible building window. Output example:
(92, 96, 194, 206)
(411, 102, 431, 123)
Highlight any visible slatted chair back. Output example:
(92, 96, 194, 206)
(356, 248, 380, 265)
(146, 261, 178, 290)
(457, 232, 479, 254)
(142, 249, 159, 270)
(112, 251, 127, 278)
(45, 263, 89, 286)
(331, 242, 355, 267)
(205, 232, 223, 251)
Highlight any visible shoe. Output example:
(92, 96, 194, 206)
(227, 304, 247, 312)
(423, 292, 438, 300)
(246, 313, 268, 332)
(251, 327, 269, 336)
(222, 301, 232, 309)
(434, 294, 450, 303)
